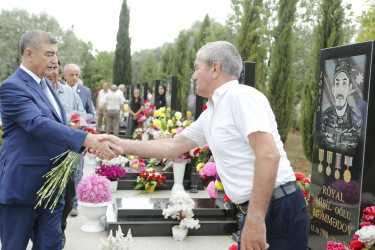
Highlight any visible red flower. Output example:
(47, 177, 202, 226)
(224, 193, 231, 203)
(349, 239, 365, 249)
(70, 114, 80, 124)
(302, 190, 309, 198)
(145, 99, 149, 103)
(362, 206, 375, 223)
(294, 172, 305, 180)
(202, 105, 207, 111)
(301, 177, 310, 185)
(228, 244, 237, 250)
(157, 180, 161, 184)
(148, 176, 153, 180)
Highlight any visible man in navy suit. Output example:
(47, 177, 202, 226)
(63, 63, 96, 216)
(0, 30, 121, 250)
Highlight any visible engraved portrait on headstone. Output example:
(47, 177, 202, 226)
(320, 57, 365, 154)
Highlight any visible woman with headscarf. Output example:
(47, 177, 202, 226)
(155, 84, 167, 109)
(126, 89, 144, 136)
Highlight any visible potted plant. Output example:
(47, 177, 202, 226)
(162, 192, 200, 241)
(95, 164, 126, 192)
(134, 168, 166, 195)
(76, 174, 112, 232)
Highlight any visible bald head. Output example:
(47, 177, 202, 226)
(64, 64, 80, 87)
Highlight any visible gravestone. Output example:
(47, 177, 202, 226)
(142, 82, 148, 101)
(130, 85, 135, 101)
(166, 75, 178, 111)
(152, 79, 160, 105)
(308, 41, 375, 249)
(125, 85, 130, 100)
(238, 61, 255, 87)
(187, 72, 204, 121)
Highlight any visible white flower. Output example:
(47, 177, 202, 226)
(356, 225, 375, 248)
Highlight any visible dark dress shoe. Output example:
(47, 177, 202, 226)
(62, 232, 66, 249)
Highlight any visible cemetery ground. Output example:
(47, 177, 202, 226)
(284, 129, 311, 177)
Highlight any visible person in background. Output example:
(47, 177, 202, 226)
(116, 84, 126, 123)
(126, 88, 144, 136)
(46, 60, 85, 249)
(64, 63, 96, 217)
(96, 82, 109, 132)
(99, 41, 309, 250)
(154, 84, 166, 109)
(103, 85, 124, 136)
(147, 88, 153, 102)
(0, 29, 120, 250)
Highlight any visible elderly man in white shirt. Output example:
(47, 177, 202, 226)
(98, 41, 309, 250)
(103, 85, 124, 136)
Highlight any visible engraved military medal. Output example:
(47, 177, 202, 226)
(335, 153, 342, 179)
(344, 156, 353, 183)
(318, 149, 324, 173)
(326, 151, 333, 176)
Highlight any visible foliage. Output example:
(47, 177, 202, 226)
(356, 1, 375, 42)
(300, 0, 346, 161)
(235, 0, 268, 93)
(267, 0, 298, 143)
(113, 0, 132, 86)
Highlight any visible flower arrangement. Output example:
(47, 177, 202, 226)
(294, 172, 311, 205)
(327, 241, 347, 249)
(68, 111, 88, 127)
(130, 158, 146, 168)
(147, 158, 167, 168)
(101, 155, 128, 168)
(76, 174, 112, 204)
(162, 192, 200, 230)
(134, 168, 166, 194)
(95, 164, 126, 181)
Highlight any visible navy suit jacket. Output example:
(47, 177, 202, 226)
(76, 84, 95, 122)
(0, 68, 88, 205)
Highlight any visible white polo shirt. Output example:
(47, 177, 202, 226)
(182, 80, 295, 204)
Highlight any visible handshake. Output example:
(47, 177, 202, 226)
(83, 134, 124, 160)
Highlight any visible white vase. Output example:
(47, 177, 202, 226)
(110, 179, 118, 193)
(78, 201, 110, 232)
(86, 153, 97, 165)
(172, 161, 187, 194)
(172, 225, 188, 241)
(142, 133, 149, 141)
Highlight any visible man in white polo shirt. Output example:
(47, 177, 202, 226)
(98, 41, 309, 250)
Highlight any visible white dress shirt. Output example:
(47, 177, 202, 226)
(182, 80, 295, 204)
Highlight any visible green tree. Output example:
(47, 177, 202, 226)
(113, 0, 132, 86)
(194, 14, 211, 50)
(300, 0, 345, 160)
(356, 1, 375, 42)
(235, 0, 267, 92)
(268, 0, 298, 143)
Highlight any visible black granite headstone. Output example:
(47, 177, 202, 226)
(166, 75, 178, 111)
(308, 41, 375, 249)
(238, 61, 256, 87)
(125, 85, 130, 100)
(152, 79, 160, 105)
(187, 72, 204, 121)
(142, 82, 148, 101)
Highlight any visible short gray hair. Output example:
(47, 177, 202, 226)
(118, 84, 125, 90)
(20, 30, 57, 55)
(197, 41, 243, 78)
(64, 63, 80, 74)
(110, 84, 118, 91)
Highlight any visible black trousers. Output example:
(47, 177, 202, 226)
(61, 176, 75, 233)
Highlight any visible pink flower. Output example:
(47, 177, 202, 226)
(204, 162, 217, 176)
(76, 174, 112, 203)
(327, 241, 347, 250)
(176, 127, 183, 134)
(363, 206, 375, 223)
(207, 181, 218, 198)
(199, 168, 206, 178)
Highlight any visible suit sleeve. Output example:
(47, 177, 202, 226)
(0, 81, 87, 153)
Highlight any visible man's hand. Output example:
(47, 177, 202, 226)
(83, 133, 122, 160)
(241, 214, 269, 250)
(94, 134, 123, 159)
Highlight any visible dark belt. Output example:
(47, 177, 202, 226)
(237, 181, 298, 214)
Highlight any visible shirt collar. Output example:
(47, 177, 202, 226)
(71, 83, 78, 91)
(20, 64, 42, 84)
(212, 79, 238, 106)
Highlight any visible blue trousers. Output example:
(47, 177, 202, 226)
(237, 186, 309, 250)
(0, 201, 64, 250)
(73, 154, 84, 208)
